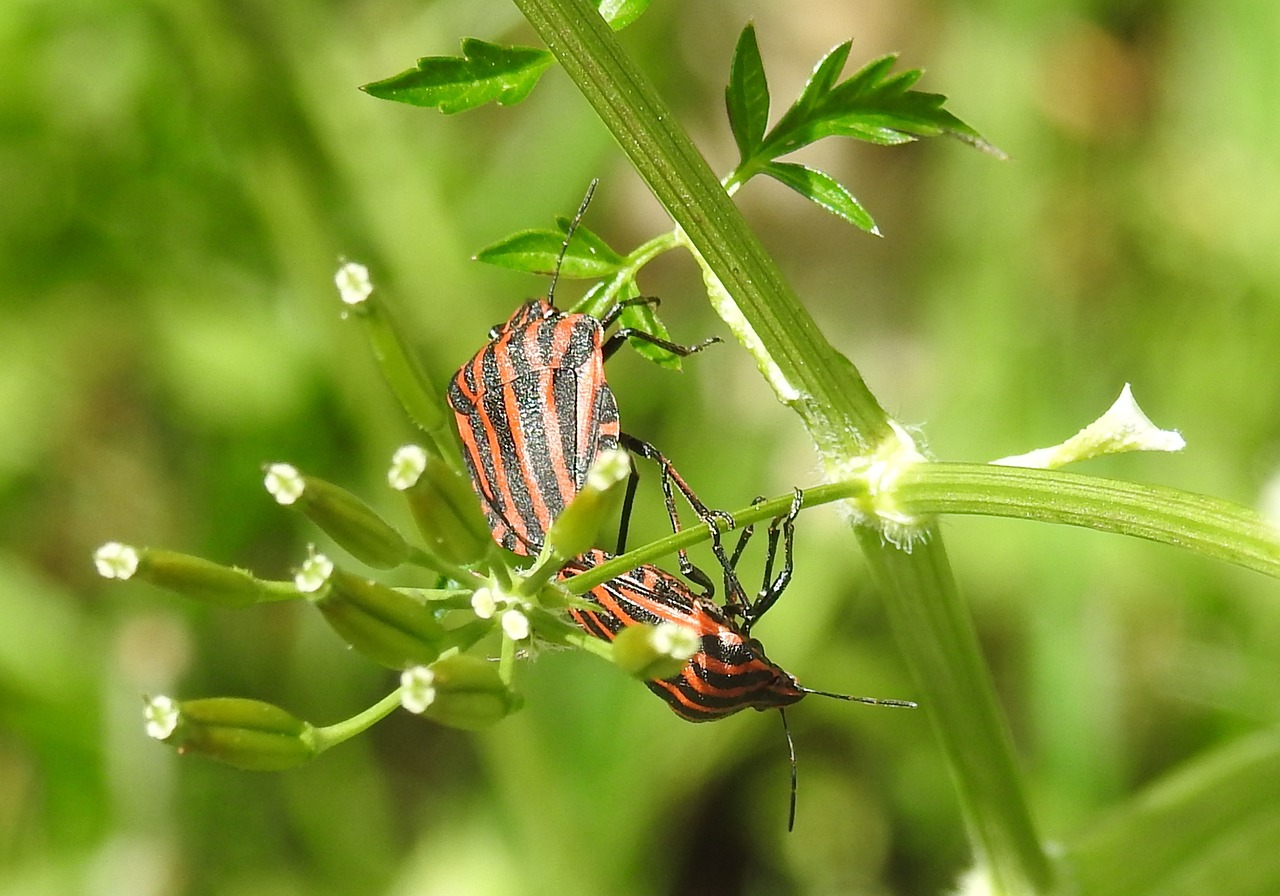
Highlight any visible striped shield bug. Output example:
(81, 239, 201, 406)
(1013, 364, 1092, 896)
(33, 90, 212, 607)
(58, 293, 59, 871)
(447, 182, 736, 591)
(560, 490, 916, 829)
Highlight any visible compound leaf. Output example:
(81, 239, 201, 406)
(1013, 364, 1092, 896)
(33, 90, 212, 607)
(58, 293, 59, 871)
(759, 47, 1003, 160)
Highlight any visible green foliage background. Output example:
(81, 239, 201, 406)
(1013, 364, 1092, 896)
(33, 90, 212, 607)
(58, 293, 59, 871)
(2, 1, 1277, 894)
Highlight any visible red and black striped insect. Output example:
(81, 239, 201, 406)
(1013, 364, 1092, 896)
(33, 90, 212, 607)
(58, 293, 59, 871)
(447, 183, 734, 591)
(447, 296, 717, 557)
(559, 491, 916, 828)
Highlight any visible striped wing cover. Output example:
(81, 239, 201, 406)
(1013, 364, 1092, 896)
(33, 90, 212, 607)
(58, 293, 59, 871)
(449, 299, 621, 555)
(561, 549, 805, 722)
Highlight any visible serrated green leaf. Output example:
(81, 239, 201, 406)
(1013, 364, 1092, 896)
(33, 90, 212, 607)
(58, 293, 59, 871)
(552, 215, 626, 271)
(759, 40, 852, 158)
(725, 23, 770, 163)
(597, 0, 651, 30)
(475, 225, 623, 278)
(743, 42, 1004, 169)
(837, 53, 902, 97)
(360, 39, 553, 114)
(762, 161, 877, 233)
(798, 40, 853, 110)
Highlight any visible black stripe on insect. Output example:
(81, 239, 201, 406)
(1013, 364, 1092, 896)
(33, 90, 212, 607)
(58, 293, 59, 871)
(559, 489, 916, 830)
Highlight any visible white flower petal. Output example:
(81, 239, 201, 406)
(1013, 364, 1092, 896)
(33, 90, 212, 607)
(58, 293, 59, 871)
(501, 608, 530, 641)
(399, 666, 437, 714)
(387, 445, 428, 490)
(94, 542, 140, 580)
(470, 587, 497, 620)
(264, 463, 306, 505)
(294, 553, 334, 593)
(143, 695, 180, 740)
(335, 261, 373, 306)
(651, 622, 698, 662)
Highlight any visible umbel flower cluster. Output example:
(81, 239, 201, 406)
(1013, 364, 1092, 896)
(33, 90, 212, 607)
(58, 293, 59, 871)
(95, 262, 697, 770)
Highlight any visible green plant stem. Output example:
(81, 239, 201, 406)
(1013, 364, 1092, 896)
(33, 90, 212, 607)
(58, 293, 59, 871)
(898, 464, 1280, 578)
(498, 628, 518, 686)
(565, 466, 1280, 592)
(310, 688, 403, 753)
(407, 545, 484, 584)
(593, 231, 681, 307)
(513, 3, 1052, 890)
(257, 579, 310, 602)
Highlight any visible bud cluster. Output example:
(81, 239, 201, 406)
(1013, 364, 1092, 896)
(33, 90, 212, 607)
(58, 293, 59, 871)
(95, 262, 678, 772)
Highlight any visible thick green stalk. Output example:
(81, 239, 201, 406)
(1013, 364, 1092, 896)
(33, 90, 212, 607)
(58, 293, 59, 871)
(512, 1, 1053, 892)
(898, 464, 1280, 578)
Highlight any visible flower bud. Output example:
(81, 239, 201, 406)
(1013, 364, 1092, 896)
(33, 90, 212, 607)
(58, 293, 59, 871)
(500, 607, 530, 641)
(334, 261, 373, 306)
(297, 553, 447, 668)
(145, 695, 318, 770)
(95, 544, 266, 607)
(265, 464, 410, 569)
(546, 449, 631, 559)
(611, 622, 700, 681)
(400, 655, 521, 730)
(389, 445, 491, 565)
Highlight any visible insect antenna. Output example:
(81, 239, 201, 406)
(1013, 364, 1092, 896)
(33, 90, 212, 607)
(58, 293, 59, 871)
(778, 691, 915, 831)
(780, 707, 799, 833)
(797, 687, 918, 708)
(546, 178, 599, 305)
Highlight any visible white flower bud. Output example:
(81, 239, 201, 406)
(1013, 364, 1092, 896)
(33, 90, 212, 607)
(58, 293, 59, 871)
(295, 552, 335, 594)
(144, 694, 180, 740)
(501, 608, 530, 641)
(387, 444, 429, 490)
(335, 261, 373, 306)
(264, 463, 306, 505)
(400, 666, 437, 714)
(94, 542, 140, 580)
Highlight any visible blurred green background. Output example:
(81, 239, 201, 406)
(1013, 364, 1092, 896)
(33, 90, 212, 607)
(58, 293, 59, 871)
(3, 1, 1277, 894)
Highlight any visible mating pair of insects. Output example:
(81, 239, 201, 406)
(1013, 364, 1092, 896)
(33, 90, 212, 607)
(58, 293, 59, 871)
(445, 185, 914, 828)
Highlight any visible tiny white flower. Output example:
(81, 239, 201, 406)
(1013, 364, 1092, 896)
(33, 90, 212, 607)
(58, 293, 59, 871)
(651, 622, 699, 662)
(335, 261, 373, 306)
(294, 552, 334, 594)
(144, 695, 180, 740)
(387, 444, 428, 490)
(470, 587, 497, 620)
(585, 448, 631, 492)
(501, 608, 530, 641)
(94, 542, 140, 580)
(264, 463, 306, 505)
(400, 666, 436, 714)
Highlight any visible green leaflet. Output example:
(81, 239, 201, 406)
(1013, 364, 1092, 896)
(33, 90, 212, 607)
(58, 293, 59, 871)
(763, 161, 877, 233)
(475, 223, 623, 278)
(360, 39, 553, 113)
(725, 25, 1003, 228)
